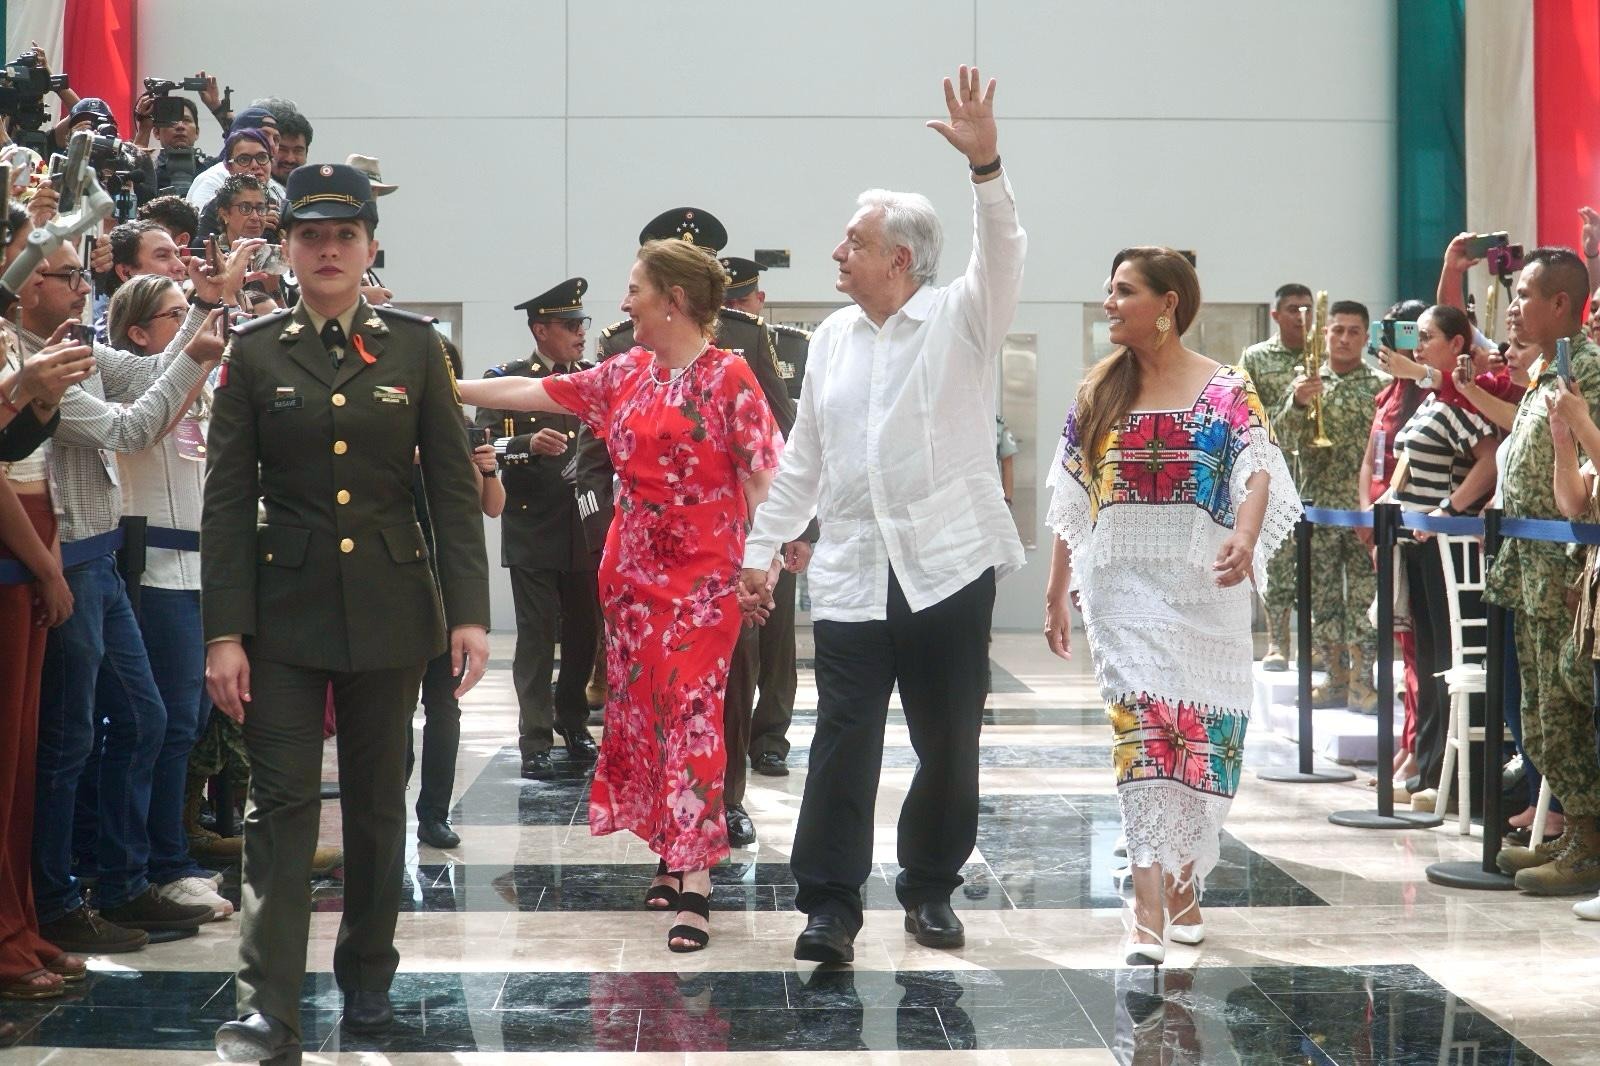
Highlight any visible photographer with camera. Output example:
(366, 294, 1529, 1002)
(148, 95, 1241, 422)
(132, 80, 215, 197)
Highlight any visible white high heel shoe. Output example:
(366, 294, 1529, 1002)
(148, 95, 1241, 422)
(1167, 895, 1205, 945)
(1124, 907, 1166, 966)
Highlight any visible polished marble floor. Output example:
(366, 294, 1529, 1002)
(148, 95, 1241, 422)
(4, 632, 1599, 1065)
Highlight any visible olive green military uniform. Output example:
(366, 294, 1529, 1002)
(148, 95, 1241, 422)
(202, 298, 490, 1039)
(1241, 336, 1306, 657)
(1485, 330, 1600, 820)
(473, 353, 598, 760)
(750, 321, 813, 762)
(1274, 360, 1387, 694)
(588, 309, 794, 806)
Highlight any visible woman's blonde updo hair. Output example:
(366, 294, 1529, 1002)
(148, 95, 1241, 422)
(636, 238, 726, 335)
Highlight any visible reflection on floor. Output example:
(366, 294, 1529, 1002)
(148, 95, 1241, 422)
(2, 633, 1594, 1064)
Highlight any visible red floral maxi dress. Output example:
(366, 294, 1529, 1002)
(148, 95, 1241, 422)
(544, 345, 781, 871)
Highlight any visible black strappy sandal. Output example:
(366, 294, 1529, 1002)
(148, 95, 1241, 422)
(644, 859, 682, 910)
(667, 891, 712, 953)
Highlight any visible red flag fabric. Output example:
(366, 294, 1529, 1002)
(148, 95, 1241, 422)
(1533, 0, 1600, 247)
(60, 0, 136, 133)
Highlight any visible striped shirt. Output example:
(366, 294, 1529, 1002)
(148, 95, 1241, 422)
(1393, 394, 1494, 512)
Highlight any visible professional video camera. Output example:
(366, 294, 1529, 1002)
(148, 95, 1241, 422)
(0, 51, 69, 155)
(143, 76, 207, 125)
(60, 121, 145, 223)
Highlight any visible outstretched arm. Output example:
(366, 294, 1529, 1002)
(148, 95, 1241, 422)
(457, 374, 567, 415)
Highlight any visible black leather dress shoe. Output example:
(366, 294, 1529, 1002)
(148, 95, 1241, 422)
(559, 728, 599, 762)
(520, 752, 554, 779)
(417, 819, 461, 849)
(793, 914, 855, 964)
(216, 1013, 299, 1063)
(751, 752, 789, 777)
(342, 989, 394, 1033)
(904, 899, 965, 949)
(726, 803, 756, 847)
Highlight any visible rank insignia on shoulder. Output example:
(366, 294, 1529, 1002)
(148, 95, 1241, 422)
(363, 315, 386, 332)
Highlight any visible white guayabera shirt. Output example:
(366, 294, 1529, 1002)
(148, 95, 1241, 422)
(743, 173, 1027, 621)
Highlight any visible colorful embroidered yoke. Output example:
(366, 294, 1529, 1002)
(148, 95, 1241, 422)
(1047, 365, 1299, 890)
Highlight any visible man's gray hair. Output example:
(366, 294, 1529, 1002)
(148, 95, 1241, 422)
(856, 189, 942, 286)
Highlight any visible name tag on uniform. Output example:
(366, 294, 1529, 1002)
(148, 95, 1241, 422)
(374, 386, 409, 405)
(271, 388, 302, 412)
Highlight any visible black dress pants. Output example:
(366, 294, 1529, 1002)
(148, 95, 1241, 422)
(406, 650, 461, 823)
(792, 567, 994, 933)
(510, 566, 600, 758)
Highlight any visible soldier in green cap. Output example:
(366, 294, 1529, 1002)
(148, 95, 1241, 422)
(473, 278, 600, 779)
(1241, 282, 1313, 670)
(204, 162, 491, 1064)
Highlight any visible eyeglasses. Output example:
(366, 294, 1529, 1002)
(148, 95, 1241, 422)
(553, 317, 592, 332)
(227, 202, 271, 216)
(141, 306, 188, 327)
(38, 269, 90, 292)
(229, 152, 271, 167)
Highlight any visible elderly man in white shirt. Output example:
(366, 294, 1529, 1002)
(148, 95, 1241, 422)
(740, 66, 1025, 965)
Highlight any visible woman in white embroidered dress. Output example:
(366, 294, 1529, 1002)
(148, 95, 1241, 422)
(1043, 247, 1298, 965)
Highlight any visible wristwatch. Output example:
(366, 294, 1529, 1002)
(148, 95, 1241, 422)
(1419, 366, 1437, 389)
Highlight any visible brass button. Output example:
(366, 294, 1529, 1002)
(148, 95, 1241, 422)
(332, 393, 346, 407)
(414, 549, 422, 558)
(336, 489, 351, 505)
(333, 440, 348, 455)
(568, 430, 575, 438)
(340, 538, 354, 553)
(264, 552, 274, 562)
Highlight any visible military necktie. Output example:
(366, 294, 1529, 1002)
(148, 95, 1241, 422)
(320, 319, 346, 371)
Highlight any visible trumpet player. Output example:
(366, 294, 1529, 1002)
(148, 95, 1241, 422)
(1241, 283, 1313, 670)
(1278, 301, 1389, 712)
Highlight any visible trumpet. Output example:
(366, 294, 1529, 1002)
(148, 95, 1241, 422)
(1298, 292, 1333, 449)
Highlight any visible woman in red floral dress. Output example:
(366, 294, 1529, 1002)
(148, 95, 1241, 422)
(458, 240, 781, 952)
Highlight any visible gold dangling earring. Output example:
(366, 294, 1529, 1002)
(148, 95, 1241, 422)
(1155, 314, 1171, 344)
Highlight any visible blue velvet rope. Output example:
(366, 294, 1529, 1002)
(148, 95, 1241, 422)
(1302, 506, 1600, 546)
(0, 525, 198, 586)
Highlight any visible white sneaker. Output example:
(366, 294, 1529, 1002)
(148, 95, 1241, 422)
(157, 876, 234, 920)
(1574, 894, 1600, 921)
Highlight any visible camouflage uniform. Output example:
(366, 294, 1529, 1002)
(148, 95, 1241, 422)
(1486, 330, 1600, 820)
(1274, 360, 1387, 698)
(1241, 336, 1305, 660)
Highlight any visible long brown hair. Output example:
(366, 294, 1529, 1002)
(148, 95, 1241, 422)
(1075, 247, 1202, 469)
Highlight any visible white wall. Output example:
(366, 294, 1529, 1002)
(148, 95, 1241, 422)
(137, 0, 1397, 631)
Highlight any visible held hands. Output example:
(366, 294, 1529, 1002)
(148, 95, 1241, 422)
(18, 324, 95, 404)
(206, 640, 252, 723)
(87, 237, 113, 278)
(470, 444, 498, 474)
(1213, 531, 1257, 588)
(927, 65, 998, 167)
(26, 185, 59, 230)
(451, 625, 490, 698)
(33, 572, 72, 628)
(738, 563, 780, 625)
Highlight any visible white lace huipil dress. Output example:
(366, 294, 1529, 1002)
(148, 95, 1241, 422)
(1047, 365, 1299, 892)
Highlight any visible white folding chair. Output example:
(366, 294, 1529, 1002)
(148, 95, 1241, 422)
(1530, 778, 1553, 847)
(1434, 535, 1487, 835)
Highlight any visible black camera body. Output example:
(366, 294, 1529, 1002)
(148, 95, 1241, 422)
(0, 51, 69, 154)
(144, 76, 206, 126)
